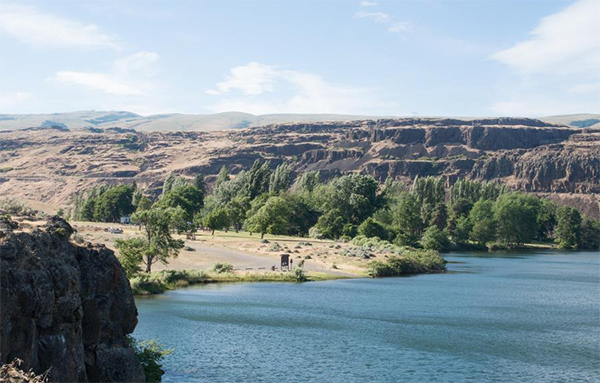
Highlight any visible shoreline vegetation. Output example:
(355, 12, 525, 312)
(130, 269, 349, 295)
(2, 166, 598, 297)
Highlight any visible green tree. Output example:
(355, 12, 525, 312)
(225, 196, 251, 232)
(391, 193, 424, 246)
(316, 174, 381, 226)
(429, 203, 448, 230)
(294, 171, 321, 193)
(155, 185, 204, 224)
(469, 199, 496, 245)
(493, 193, 540, 246)
(452, 216, 472, 246)
(579, 219, 600, 250)
(214, 166, 230, 189)
(162, 172, 177, 195)
(131, 207, 186, 273)
(411, 176, 445, 206)
(449, 179, 504, 205)
(314, 209, 345, 239)
(358, 217, 389, 240)
(421, 226, 451, 251)
(269, 162, 292, 194)
(93, 184, 136, 222)
(136, 196, 153, 212)
(446, 197, 473, 237)
(555, 206, 582, 249)
(193, 174, 207, 194)
(115, 237, 147, 277)
(201, 207, 231, 235)
(284, 193, 320, 237)
(244, 160, 272, 199)
(537, 199, 557, 241)
(244, 196, 291, 238)
(211, 170, 249, 206)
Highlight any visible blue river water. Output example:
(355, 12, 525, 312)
(134, 251, 600, 383)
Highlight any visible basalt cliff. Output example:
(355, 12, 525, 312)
(0, 117, 598, 218)
(0, 216, 145, 382)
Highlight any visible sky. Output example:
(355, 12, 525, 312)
(0, 0, 598, 117)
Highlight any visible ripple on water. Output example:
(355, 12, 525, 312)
(135, 251, 600, 383)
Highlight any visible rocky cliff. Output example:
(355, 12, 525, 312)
(0, 217, 144, 382)
(0, 117, 598, 218)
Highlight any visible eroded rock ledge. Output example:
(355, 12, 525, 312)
(0, 217, 144, 382)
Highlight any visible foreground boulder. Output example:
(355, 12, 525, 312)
(0, 217, 144, 382)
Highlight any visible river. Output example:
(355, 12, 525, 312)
(134, 251, 600, 383)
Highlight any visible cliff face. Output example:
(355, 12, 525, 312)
(0, 217, 144, 382)
(0, 117, 598, 218)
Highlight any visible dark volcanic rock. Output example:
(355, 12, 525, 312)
(0, 217, 144, 382)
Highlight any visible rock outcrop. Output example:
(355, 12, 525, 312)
(0, 217, 144, 382)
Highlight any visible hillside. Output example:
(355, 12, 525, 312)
(0, 117, 598, 218)
(0, 111, 382, 132)
(2, 111, 598, 132)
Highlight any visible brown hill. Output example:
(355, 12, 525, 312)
(0, 117, 598, 218)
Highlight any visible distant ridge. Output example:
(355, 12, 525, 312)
(0, 110, 597, 132)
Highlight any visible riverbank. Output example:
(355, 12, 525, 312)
(129, 269, 351, 295)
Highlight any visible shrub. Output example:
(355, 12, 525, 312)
(367, 249, 446, 277)
(0, 198, 35, 216)
(294, 268, 307, 282)
(308, 226, 324, 239)
(129, 274, 169, 295)
(211, 262, 234, 273)
(128, 336, 172, 383)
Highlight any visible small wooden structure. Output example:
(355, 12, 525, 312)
(280, 253, 290, 271)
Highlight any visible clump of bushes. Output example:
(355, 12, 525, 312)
(129, 270, 211, 295)
(267, 243, 283, 252)
(367, 249, 446, 277)
(351, 235, 401, 252)
(0, 198, 35, 216)
(211, 262, 234, 273)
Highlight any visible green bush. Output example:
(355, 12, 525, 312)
(129, 274, 169, 295)
(294, 268, 308, 282)
(367, 249, 446, 277)
(128, 336, 172, 383)
(211, 262, 234, 273)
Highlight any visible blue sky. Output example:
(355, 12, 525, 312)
(0, 0, 598, 116)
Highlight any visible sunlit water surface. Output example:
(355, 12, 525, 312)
(135, 251, 600, 383)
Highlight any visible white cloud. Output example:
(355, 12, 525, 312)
(205, 62, 398, 115)
(491, 0, 600, 76)
(50, 51, 159, 96)
(355, 11, 390, 24)
(0, 4, 118, 49)
(490, 0, 600, 116)
(354, 6, 410, 34)
(388, 22, 411, 33)
(207, 62, 278, 95)
(52, 72, 144, 96)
